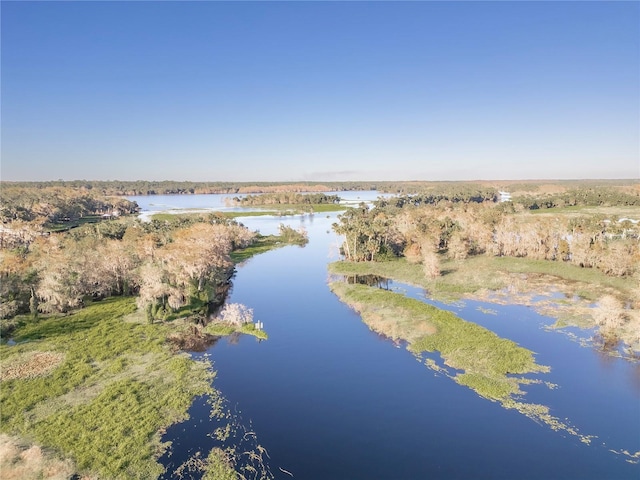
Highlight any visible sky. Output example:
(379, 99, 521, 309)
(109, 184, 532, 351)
(1, 1, 639, 182)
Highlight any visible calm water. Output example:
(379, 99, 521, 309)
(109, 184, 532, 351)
(143, 194, 639, 479)
(127, 190, 389, 221)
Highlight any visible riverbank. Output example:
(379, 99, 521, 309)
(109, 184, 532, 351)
(0, 231, 299, 479)
(329, 254, 640, 355)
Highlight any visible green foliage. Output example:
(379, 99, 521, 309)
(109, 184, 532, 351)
(329, 251, 633, 302)
(65, 218, 132, 239)
(455, 372, 521, 400)
(0, 316, 22, 339)
(373, 186, 498, 208)
(490, 256, 631, 290)
(515, 187, 640, 210)
(230, 231, 309, 263)
(143, 211, 244, 234)
(247, 203, 346, 214)
(0, 297, 215, 478)
(277, 224, 308, 246)
(0, 184, 139, 227)
(203, 324, 236, 336)
(332, 204, 402, 262)
(330, 282, 546, 382)
(203, 448, 238, 480)
(232, 192, 341, 206)
(327, 281, 603, 440)
(33, 379, 166, 478)
(206, 321, 269, 340)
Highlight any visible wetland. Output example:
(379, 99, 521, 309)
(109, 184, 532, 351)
(1, 185, 639, 479)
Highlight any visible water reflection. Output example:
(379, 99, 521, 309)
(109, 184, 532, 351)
(166, 330, 221, 352)
(344, 274, 392, 289)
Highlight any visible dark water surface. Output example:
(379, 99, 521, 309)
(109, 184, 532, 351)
(153, 198, 639, 479)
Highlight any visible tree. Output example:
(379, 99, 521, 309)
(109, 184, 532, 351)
(94, 239, 139, 296)
(447, 231, 469, 260)
(136, 223, 240, 318)
(422, 244, 441, 279)
(136, 261, 177, 320)
(333, 204, 401, 262)
(213, 303, 254, 326)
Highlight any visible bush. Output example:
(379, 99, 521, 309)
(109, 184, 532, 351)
(277, 224, 308, 245)
(213, 303, 253, 326)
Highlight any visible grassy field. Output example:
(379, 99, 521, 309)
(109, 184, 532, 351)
(329, 282, 547, 398)
(0, 297, 216, 478)
(328, 253, 636, 315)
(231, 203, 345, 214)
(329, 255, 632, 300)
(329, 253, 640, 355)
(204, 321, 268, 340)
(231, 234, 305, 263)
(0, 297, 273, 479)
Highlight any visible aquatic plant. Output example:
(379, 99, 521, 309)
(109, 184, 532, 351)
(329, 281, 594, 444)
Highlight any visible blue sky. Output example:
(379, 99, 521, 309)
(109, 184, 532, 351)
(2, 1, 638, 182)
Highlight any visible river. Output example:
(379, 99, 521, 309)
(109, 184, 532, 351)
(128, 193, 640, 479)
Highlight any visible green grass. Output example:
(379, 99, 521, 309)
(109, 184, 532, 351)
(330, 282, 588, 439)
(329, 255, 638, 351)
(223, 210, 280, 218)
(329, 254, 633, 301)
(329, 282, 546, 393)
(329, 280, 593, 443)
(0, 297, 216, 479)
(490, 256, 630, 294)
(0, 231, 282, 478)
(202, 448, 237, 480)
(455, 372, 522, 400)
(228, 203, 344, 216)
(149, 212, 202, 222)
(329, 256, 501, 299)
(231, 234, 300, 263)
(528, 205, 640, 218)
(204, 322, 268, 340)
(330, 258, 428, 287)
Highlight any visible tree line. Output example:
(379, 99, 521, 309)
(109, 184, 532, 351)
(513, 188, 640, 210)
(332, 198, 640, 278)
(0, 185, 139, 225)
(4, 179, 634, 198)
(231, 192, 341, 206)
(0, 210, 255, 323)
(1, 180, 375, 196)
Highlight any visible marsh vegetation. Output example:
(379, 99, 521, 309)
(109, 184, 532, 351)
(330, 184, 640, 355)
(1, 180, 638, 478)
(0, 186, 313, 478)
(328, 281, 595, 443)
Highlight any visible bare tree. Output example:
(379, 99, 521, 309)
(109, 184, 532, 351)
(593, 295, 627, 339)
